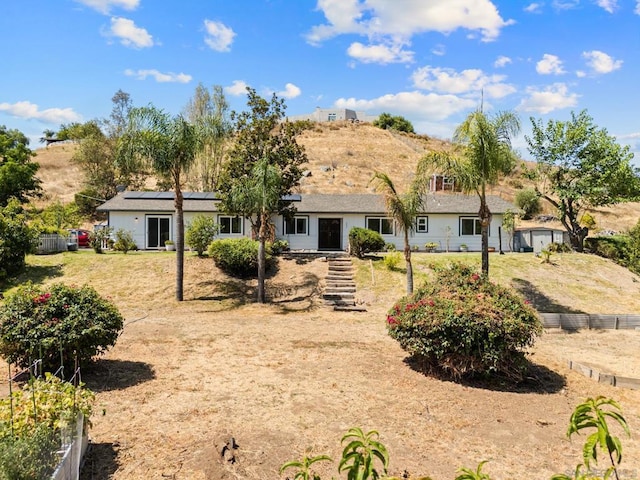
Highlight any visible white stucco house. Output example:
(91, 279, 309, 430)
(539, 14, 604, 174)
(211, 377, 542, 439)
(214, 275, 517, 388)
(96, 191, 516, 252)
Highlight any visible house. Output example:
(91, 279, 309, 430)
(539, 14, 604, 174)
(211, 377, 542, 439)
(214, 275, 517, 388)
(96, 191, 516, 252)
(287, 107, 378, 124)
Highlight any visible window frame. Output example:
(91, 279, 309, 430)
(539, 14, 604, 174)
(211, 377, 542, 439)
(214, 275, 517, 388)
(218, 215, 243, 235)
(459, 216, 484, 236)
(415, 216, 429, 233)
(284, 215, 309, 235)
(366, 216, 394, 236)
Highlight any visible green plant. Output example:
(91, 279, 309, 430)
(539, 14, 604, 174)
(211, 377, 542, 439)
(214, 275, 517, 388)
(208, 237, 274, 277)
(280, 453, 333, 480)
(384, 243, 396, 252)
(0, 282, 124, 371)
(89, 227, 112, 253)
(425, 242, 438, 252)
(112, 228, 137, 254)
(164, 240, 174, 245)
(0, 424, 59, 479)
(547, 242, 572, 253)
(185, 214, 219, 256)
(339, 427, 389, 480)
(541, 247, 553, 264)
(514, 188, 542, 220)
(386, 263, 542, 379)
(0, 199, 38, 281)
(348, 227, 385, 259)
(580, 212, 597, 230)
(551, 397, 630, 480)
(455, 461, 492, 480)
(383, 252, 402, 270)
(271, 239, 290, 255)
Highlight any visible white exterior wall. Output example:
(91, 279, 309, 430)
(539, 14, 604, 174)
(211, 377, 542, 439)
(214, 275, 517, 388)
(273, 213, 508, 252)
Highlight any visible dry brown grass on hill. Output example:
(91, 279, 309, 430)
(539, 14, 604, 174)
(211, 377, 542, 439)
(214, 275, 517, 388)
(31, 122, 640, 233)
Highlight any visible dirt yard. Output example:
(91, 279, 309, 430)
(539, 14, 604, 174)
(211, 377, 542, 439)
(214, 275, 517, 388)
(56, 256, 639, 480)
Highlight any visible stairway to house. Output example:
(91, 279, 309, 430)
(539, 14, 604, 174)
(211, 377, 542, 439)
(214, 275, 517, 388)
(323, 255, 366, 312)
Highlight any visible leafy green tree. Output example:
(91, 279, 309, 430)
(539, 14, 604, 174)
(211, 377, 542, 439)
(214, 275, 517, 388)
(0, 199, 39, 281)
(373, 112, 415, 133)
(185, 214, 218, 256)
(423, 110, 520, 275)
(514, 188, 541, 220)
(370, 171, 424, 294)
(526, 110, 640, 251)
(118, 106, 202, 301)
(183, 83, 231, 191)
(218, 88, 307, 302)
(501, 209, 518, 252)
(0, 126, 41, 206)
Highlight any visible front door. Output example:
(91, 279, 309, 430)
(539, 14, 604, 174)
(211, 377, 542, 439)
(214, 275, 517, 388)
(147, 215, 171, 249)
(318, 218, 342, 250)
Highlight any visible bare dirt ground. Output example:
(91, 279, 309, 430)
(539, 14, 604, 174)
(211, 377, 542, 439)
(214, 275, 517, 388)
(27, 255, 631, 480)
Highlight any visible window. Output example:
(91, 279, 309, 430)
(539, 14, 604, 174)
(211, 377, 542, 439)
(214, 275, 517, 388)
(219, 215, 242, 234)
(284, 216, 308, 235)
(416, 216, 428, 233)
(327, 113, 337, 121)
(367, 217, 394, 235)
(460, 217, 482, 236)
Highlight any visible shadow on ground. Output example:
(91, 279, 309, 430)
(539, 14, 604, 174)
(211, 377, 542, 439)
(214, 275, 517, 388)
(404, 356, 566, 394)
(83, 359, 155, 392)
(511, 277, 585, 313)
(2, 264, 65, 291)
(80, 442, 119, 480)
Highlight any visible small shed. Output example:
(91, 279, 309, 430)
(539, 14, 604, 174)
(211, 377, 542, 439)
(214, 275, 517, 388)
(514, 227, 569, 253)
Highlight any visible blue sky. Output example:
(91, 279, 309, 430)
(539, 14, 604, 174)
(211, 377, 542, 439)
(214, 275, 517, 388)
(1, 0, 639, 162)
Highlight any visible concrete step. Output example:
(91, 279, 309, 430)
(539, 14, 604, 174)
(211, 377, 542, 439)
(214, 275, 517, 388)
(334, 305, 367, 312)
(324, 299, 356, 307)
(328, 265, 353, 272)
(323, 293, 355, 301)
(325, 284, 356, 291)
(326, 272, 353, 279)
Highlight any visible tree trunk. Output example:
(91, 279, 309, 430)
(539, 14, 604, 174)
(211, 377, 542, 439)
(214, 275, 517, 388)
(479, 198, 492, 276)
(174, 182, 184, 301)
(404, 230, 413, 295)
(257, 211, 268, 303)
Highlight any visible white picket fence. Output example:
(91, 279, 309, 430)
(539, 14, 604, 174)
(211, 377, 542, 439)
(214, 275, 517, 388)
(37, 234, 69, 254)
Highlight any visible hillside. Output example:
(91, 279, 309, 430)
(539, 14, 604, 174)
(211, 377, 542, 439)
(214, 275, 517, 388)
(33, 121, 640, 232)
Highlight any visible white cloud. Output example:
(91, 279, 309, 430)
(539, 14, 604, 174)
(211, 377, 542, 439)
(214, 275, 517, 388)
(595, 0, 618, 13)
(552, 0, 579, 10)
(494, 55, 512, 68)
(636, 0, 640, 14)
(107, 17, 154, 48)
(347, 41, 414, 64)
(518, 83, 579, 114)
(536, 54, 566, 75)
(0, 101, 82, 124)
(225, 80, 249, 96)
(582, 50, 623, 74)
(204, 20, 235, 52)
(576, 70, 587, 78)
(307, 0, 513, 55)
(124, 69, 191, 83)
(411, 66, 515, 98)
(524, 3, 543, 13)
(431, 44, 446, 56)
(74, 0, 139, 14)
(334, 91, 477, 121)
(277, 83, 302, 99)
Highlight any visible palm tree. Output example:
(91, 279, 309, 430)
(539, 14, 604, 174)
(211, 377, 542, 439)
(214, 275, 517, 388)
(226, 158, 282, 303)
(370, 172, 423, 294)
(118, 105, 202, 301)
(426, 110, 520, 276)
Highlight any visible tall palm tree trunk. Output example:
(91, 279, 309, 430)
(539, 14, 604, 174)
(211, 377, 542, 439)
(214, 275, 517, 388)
(479, 198, 491, 276)
(404, 230, 413, 295)
(174, 178, 185, 301)
(257, 211, 268, 303)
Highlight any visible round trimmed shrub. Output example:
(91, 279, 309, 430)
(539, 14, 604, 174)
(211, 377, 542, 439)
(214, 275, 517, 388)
(514, 188, 542, 220)
(186, 214, 218, 256)
(348, 227, 385, 258)
(0, 283, 124, 371)
(387, 263, 542, 379)
(208, 237, 274, 277)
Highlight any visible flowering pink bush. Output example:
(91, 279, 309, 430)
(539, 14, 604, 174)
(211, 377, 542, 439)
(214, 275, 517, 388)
(0, 282, 124, 371)
(387, 263, 542, 379)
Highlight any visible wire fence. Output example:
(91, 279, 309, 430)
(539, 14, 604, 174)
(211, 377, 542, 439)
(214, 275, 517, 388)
(540, 313, 640, 330)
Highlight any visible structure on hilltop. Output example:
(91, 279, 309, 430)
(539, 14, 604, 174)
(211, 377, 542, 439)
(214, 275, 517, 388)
(288, 107, 378, 124)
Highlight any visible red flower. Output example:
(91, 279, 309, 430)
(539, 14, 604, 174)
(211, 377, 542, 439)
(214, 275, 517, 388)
(471, 274, 480, 282)
(387, 315, 398, 325)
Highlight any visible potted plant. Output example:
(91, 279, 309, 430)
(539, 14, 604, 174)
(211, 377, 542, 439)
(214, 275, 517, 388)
(459, 243, 468, 252)
(164, 240, 175, 251)
(425, 242, 438, 253)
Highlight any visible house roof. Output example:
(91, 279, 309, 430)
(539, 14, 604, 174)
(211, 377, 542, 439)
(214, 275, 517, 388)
(97, 191, 515, 215)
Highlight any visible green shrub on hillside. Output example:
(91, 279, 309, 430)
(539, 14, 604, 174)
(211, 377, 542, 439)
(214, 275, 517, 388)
(348, 227, 385, 258)
(185, 214, 218, 256)
(208, 238, 274, 277)
(387, 263, 542, 379)
(0, 199, 38, 281)
(0, 283, 124, 371)
(112, 228, 137, 254)
(514, 188, 541, 220)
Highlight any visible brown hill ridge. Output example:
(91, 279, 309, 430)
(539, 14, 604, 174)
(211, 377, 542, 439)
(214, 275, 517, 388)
(32, 121, 640, 233)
